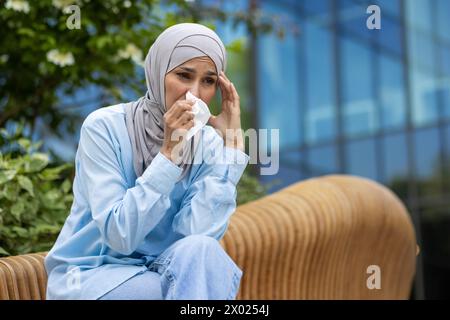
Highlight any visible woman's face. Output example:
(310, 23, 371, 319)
(164, 56, 218, 110)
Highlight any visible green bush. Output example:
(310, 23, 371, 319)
(0, 125, 74, 257)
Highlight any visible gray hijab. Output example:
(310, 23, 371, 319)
(125, 23, 227, 180)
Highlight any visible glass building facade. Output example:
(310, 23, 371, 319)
(244, 0, 450, 299)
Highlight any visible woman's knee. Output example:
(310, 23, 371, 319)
(155, 234, 234, 272)
(98, 271, 162, 300)
(176, 234, 222, 254)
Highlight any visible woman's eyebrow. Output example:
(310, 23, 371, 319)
(178, 67, 217, 76)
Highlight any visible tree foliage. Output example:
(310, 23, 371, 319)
(0, 0, 276, 137)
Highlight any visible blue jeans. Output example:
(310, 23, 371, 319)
(98, 235, 243, 300)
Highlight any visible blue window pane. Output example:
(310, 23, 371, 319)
(295, 0, 331, 15)
(439, 45, 450, 119)
(414, 127, 442, 196)
(280, 150, 302, 168)
(337, 0, 362, 11)
(339, 1, 402, 56)
(369, 0, 401, 17)
(340, 37, 377, 136)
(306, 145, 339, 177)
(304, 20, 336, 143)
(375, 16, 402, 57)
(405, 0, 433, 33)
(436, 0, 450, 42)
(408, 29, 435, 72)
(379, 54, 406, 129)
(345, 138, 378, 181)
(382, 133, 408, 190)
(338, 0, 377, 43)
(258, 2, 302, 149)
(410, 68, 439, 126)
(438, 84, 450, 121)
(441, 45, 450, 77)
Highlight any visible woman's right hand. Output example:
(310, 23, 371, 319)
(160, 99, 196, 163)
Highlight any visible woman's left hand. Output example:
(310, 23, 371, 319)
(208, 71, 244, 151)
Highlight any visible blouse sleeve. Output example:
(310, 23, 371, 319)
(77, 115, 182, 255)
(171, 129, 249, 240)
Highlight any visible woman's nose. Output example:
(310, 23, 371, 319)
(189, 82, 201, 97)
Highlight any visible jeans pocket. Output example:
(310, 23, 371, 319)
(148, 257, 171, 274)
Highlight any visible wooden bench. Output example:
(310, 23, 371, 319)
(0, 175, 418, 299)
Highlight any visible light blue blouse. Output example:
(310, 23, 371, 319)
(44, 103, 249, 300)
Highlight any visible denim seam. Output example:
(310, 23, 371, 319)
(214, 239, 243, 300)
(151, 256, 171, 268)
(162, 267, 176, 299)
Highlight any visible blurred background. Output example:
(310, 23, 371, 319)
(0, 0, 449, 299)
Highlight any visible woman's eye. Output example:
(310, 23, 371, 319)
(177, 72, 190, 80)
(205, 77, 216, 85)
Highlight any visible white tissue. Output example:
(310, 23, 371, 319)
(185, 91, 211, 141)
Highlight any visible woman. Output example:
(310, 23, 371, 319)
(44, 23, 249, 300)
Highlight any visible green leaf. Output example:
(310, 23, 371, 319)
(0, 169, 17, 184)
(17, 28, 35, 37)
(64, 193, 74, 204)
(8, 158, 24, 171)
(0, 128, 9, 138)
(3, 183, 19, 201)
(25, 153, 49, 172)
(39, 163, 71, 180)
(226, 38, 245, 53)
(62, 179, 72, 193)
(11, 201, 25, 222)
(12, 226, 28, 238)
(30, 223, 61, 235)
(23, 197, 39, 216)
(0, 246, 10, 256)
(17, 175, 34, 197)
(18, 138, 31, 151)
(31, 141, 44, 151)
(96, 35, 113, 49)
(44, 189, 61, 202)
